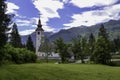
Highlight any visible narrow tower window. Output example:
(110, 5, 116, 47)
(38, 32, 40, 35)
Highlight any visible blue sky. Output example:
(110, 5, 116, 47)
(6, 0, 120, 35)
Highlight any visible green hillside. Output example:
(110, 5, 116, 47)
(0, 63, 120, 80)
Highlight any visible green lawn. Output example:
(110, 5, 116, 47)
(0, 63, 120, 80)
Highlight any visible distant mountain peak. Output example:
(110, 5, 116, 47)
(21, 19, 120, 44)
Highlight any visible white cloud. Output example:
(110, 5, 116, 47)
(62, 0, 71, 4)
(16, 17, 55, 35)
(6, 1, 56, 34)
(32, 0, 64, 32)
(64, 3, 120, 28)
(19, 25, 55, 35)
(33, 0, 63, 18)
(43, 25, 55, 32)
(31, 18, 55, 32)
(19, 29, 35, 36)
(6, 2, 19, 14)
(70, 0, 118, 8)
(15, 17, 36, 27)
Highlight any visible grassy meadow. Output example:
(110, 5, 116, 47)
(0, 63, 120, 80)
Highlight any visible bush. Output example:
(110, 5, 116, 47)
(109, 61, 120, 66)
(4, 44, 37, 64)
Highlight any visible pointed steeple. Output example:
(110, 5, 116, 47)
(36, 18, 44, 31)
(37, 19, 42, 28)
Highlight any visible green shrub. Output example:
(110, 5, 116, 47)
(4, 44, 37, 64)
(109, 61, 120, 66)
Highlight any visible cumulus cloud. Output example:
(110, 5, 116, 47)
(62, 0, 71, 4)
(19, 27, 54, 36)
(16, 17, 55, 35)
(64, 3, 120, 28)
(19, 29, 35, 36)
(7, 0, 120, 33)
(70, 0, 118, 8)
(15, 17, 36, 27)
(6, 2, 19, 14)
(19, 25, 55, 36)
(32, 0, 64, 32)
(6, 1, 55, 35)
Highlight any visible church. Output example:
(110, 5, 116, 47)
(35, 19, 44, 57)
(35, 19, 60, 59)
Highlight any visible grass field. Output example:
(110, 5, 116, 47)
(0, 63, 120, 80)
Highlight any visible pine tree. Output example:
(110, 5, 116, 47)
(89, 33, 95, 48)
(0, 0, 11, 64)
(0, 0, 11, 49)
(98, 24, 108, 39)
(81, 37, 89, 63)
(10, 23, 22, 48)
(88, 33, 95, 60)
(71, 35, 82, 60)
(93, 37, 111, 64)
(26, 35, 35, 52)
(93, 24, 111, 64)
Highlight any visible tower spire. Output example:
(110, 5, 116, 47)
(38, 18, 42, 28)
(35, 18, 44, 57)
(36, 18, 44, 31)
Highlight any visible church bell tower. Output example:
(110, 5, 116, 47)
(35, 19, 44, 56)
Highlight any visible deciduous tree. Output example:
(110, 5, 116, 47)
(54, 38, 71, 63)
(72, 35, 89, 63)
(40, 37, 52, 63)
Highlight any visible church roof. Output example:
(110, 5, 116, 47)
(36, 19, 44, 31)
(36, 27, 44, 31)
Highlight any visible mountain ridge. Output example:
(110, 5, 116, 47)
(21, 19, 120, 44)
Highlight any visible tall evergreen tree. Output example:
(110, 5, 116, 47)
(93, 37, 111, 64)
(89, 33, 95, 49)
(10, 23, 22, 48)
(0, 0, 11, 64)
(71, 35, 82, 60)
(0, 0, 11, 49)
(98, 24, 108, 39)
(93, 24, 111, 64)
(88, 33, 95, 60)
(26, 35, 35, 52)
(81, 37, 89, 63)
